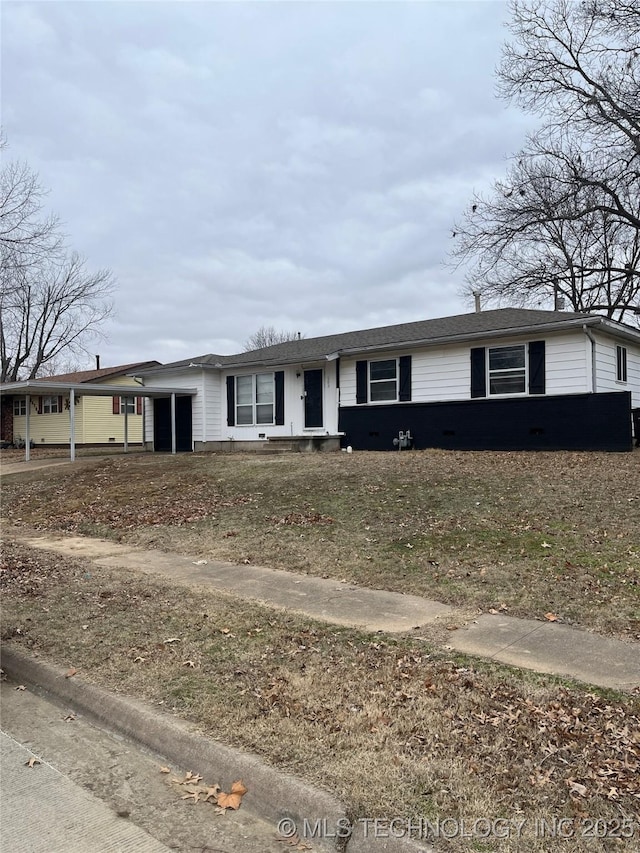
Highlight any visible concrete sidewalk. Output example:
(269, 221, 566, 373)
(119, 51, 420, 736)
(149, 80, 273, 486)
(0, 458, 79, 476)
(17, 532, 640, 693)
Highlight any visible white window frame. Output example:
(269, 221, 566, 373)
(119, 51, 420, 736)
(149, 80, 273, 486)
(13, 398, 26, 416)
(120, 396, 136, 414)
(488, 344, 527, 396)
(616, 345, 627, 383)
(369, 358, 398, 402)
(235, 373, 275, 426)
(42, 395, 60, 414)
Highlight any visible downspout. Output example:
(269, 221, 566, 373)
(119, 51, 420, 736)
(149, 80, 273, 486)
(583, 325, 597, 393)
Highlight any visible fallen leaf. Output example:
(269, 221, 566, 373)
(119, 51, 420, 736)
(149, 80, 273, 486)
(203, 785, 221, 803)
(25, 757, 42, 768)
(182, 787, 201, 803)
(64, 667, 77, 679)
(217, 779, 248, 810)
(163, 637, 181, 644)
(15, 685, 26, 691)
(275, 833, 312, 849)
(183, 660, 196, 668)
(544, 612, 558, 621)
(62, 712, 77, 722)
(159, 766, 171, 774)
(182, 771, 202, 784)
(541, 542, 552, 548)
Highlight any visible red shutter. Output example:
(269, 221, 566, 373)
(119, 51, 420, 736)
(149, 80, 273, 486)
(136, 396, 142, 415)
(112, 396, 120, 414)
(58, 396, 63, 413)
(37, 397, 43, 414)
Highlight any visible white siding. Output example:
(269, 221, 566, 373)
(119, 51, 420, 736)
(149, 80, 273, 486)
(223, 363, 337, 440)
(202, 371, 222, 441)
(545, 333, 590, 395)
(341, 330, 595, 406)
(412, 346, 470, 401)
(592, 333, 640, 407)
(629, 345, 640, 409)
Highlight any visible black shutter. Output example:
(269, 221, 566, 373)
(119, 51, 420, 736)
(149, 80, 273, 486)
(275, 371, 285, 425)
(528, 340, 546, 395)
(356, 360, 368, 404)
(336, 358, 340, 389)
(470, 348, 486, 398)
(226, 376, 235, 426)
(399, 355, 412, 402)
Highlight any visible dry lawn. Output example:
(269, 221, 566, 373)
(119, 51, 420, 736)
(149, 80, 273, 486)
(0, 542, 638, 853)
(2, 449, 639, 638)
(1, 449, 639, 852)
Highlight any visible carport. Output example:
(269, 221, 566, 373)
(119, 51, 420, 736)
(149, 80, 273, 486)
(0, 380, 197, 461)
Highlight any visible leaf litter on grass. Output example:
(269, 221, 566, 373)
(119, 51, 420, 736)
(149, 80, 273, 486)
(1, 540, 638, 852)
(2, 449, 637, 638)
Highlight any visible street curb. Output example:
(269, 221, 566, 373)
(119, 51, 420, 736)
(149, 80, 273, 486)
(1, 646, 433, 853)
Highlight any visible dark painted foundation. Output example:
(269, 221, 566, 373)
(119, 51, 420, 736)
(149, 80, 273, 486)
(339, 391, 633, 452)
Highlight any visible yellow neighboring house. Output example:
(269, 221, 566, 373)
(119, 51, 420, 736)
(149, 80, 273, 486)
(9, 362, 159, 448)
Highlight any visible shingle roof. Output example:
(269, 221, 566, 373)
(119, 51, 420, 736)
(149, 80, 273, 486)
(34, 361, 160, 384)
(225, 308, 596, 366)
(138, 308, 601, 374)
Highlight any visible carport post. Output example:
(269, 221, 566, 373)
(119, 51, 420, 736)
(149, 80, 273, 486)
(69, 389, 76, 461)
(124, 399, 129, 453)
(25, 395, 31, 462)
(171, 393, 176, 454)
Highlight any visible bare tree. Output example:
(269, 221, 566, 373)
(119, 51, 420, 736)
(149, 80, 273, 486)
(244, 326, 303, 351)
(0, 138, 115, 381)
(35, 353, 87, 378)
(0, 134, 62, 275)
(453, 152, 640, 319)
(451, 0, 640, 322)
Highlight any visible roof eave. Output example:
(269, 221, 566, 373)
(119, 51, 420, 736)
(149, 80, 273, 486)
(129, 361, 223, 377)
(593, 317, 640, 344)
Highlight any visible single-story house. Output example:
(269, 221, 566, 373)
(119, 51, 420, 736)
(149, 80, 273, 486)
(1, 362, 160, 449)
(135, 308, 640, 453)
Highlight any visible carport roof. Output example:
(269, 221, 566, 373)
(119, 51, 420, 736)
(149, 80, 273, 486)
(0, 380, 197, 397)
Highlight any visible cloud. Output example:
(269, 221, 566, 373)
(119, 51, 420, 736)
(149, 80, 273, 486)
(2, 0, 531, 366)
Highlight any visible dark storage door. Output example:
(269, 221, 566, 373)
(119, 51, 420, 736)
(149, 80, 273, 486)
(153, 396, 192, 452)
(304, 370, 323, 428)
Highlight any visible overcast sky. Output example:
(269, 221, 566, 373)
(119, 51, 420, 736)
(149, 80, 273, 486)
(2, 1, 534, 367)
